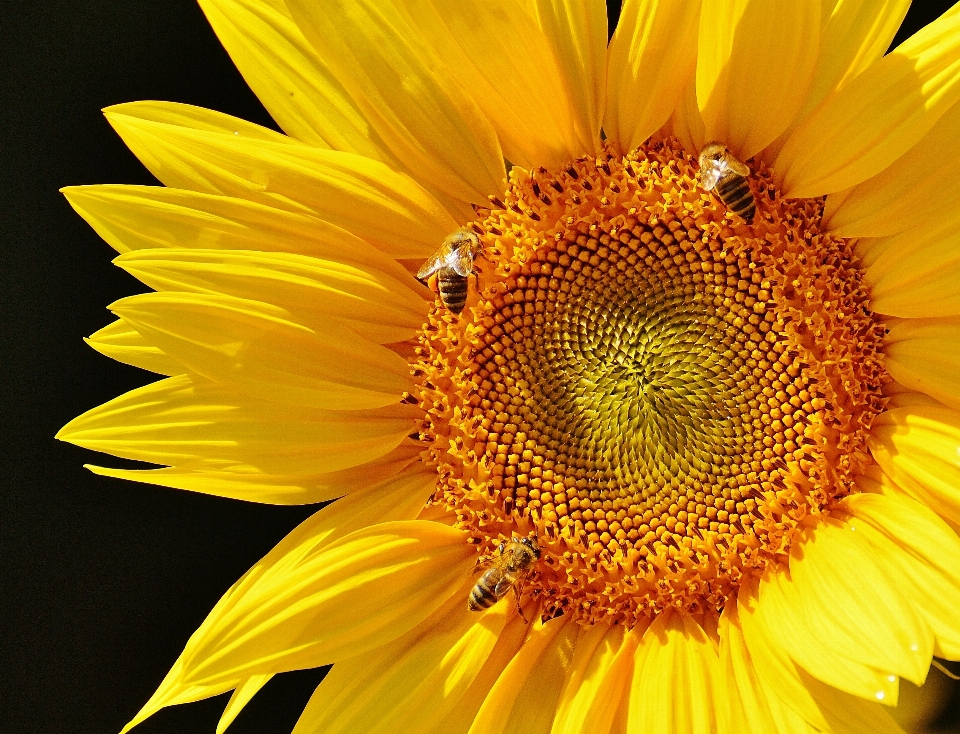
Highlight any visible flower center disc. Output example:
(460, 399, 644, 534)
(415, 139, 888, 624)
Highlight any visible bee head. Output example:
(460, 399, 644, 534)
(520, 536, 541, 559)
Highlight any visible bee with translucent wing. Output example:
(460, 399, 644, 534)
(468, 534, 540, 621)
(697, 142, 756, 223)
(417, 228, 483, 314)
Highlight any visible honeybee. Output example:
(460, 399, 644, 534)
(416, 228, 483, 314)
(468, 535, 540, 619)
(697, 142, 756, 223)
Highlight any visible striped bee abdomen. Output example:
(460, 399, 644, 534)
(468, 569, 506, 611)
(716, 173, 756, 223)
(438, 271, 469, 313)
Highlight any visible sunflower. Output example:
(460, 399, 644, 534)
(58, 0, 960, 732)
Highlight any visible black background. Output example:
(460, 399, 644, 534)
(3, 1, 959, 732)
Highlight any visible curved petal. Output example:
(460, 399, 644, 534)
(859, 212, 960, 318)
(85, 318, 186, 376)
(883, 317, 960, 413)
(292, 587, 514, 734)
(604, 0, 701, 154)
(736, 582, 908, 733)
(119, 520, 471, 732)
(468, 615, 576, 734)
(824, 98, 960, 237)
(105, 100, 296, 143)
(848, 492, 960, 658)
(108, 292, 412, 410)
(869, 403, 960, 527)
(697, 0, 820, 160)
(104, 103, 459, 258)
(84, 442, 424, 505)
(551, 623, 634, 734)
(60, 185, 435, 263)
(56, 374, 417, 475)
(776, 5, 960, 197)
(113, 248, 427, 345)
(529, 0, 607, 154)
(666, 76, 707, 156)
(199, 0, 397, 160)
(217, 674, 272, 734)
(284, 0, 505, 203)
(626, 612, 722, 734)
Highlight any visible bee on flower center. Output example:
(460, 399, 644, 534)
(468, 535, 540, 620)
(417, 228, 483, 314)
(697, 142, 756, 223)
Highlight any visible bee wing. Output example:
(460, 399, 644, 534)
(450, 247, 475, 277)
(417, 250, 448, 280)
(725, 155, 750, 177)
(493, 575, 514, 598)
(698, 166, 722, 191)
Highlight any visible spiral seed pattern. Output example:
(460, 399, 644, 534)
(414, 139, 888, 624)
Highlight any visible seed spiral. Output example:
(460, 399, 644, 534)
(414, 138, 888, 625)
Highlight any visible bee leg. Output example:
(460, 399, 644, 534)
(472, 555, 489, 574)
(514, 584, 529, 624)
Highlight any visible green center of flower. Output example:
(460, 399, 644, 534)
(415, 139, 888, 624)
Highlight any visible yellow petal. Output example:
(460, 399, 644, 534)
(551, 623, 634, 734)
(869, 404, 960, 527)
(736, 582, 908, 734)
(666, 76, 707, 157)
(626, 611, 722, 734)
(284, 0, 505, 203)
(755, 544, 908, 701)
(216, 674, 272, 734)
(697, 0, 820, 160)
(605, 0, 701, 154)
(113, 248, 427, 345)
(883, 317, 960, 413)
(468, 614, 576, 734)
(56, 374, 416, 474)
(859, 211, 960, 318)
(199, 0, 395, 160)
(292, 583, 509, 734)
(84, 442, 425, 505)
(824, 99, 960, 237)
(528, 0, 607, 154)
(123, 478, 444, 732)
(62, 184, 439, 262)
(85, 318, 186, 376)
(104, 104, 459, 257)
(764, 0, 912, 161)
(423, 0, 586, 168)
(849, 491, 960, 659)
(105, 100, 297, 143)
(109, 292, 411, 410)
(776, 5, 960, 197)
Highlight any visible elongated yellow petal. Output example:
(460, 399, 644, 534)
(292, 583, 510, 734)
(884, 317, 960, 413)
(824, 100, 960, 237)
(764, 0, 912, 160)
(777, 5, 960, 197)
(216, 674, 272, 734)
(106, 100, 297, 143)
(667, 76, 707, 156)
(85, 440, 424, 506)
(109, 292, 411, 410)
(605, 0, 701, 154)
(756, 552, 906, 702)
(626, 611, 721, 734)
(468, 614, 575, 734)
(736, 583, 908, 734)
(869, 404, 960, 527)
(56, 374, 416, 474)
(114, 248, 426, 345)
(528, 0, 606, 154)
(199, 0, 396, 159)
(849, 492, 960, 658)
(104, 104, 459, 256)
(284, 0, 505, 203)
(859, 212, 960, 318)
(697, 0, 820, 160)
(551, 623, 633, 734)
(85, 318, 186, 376)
